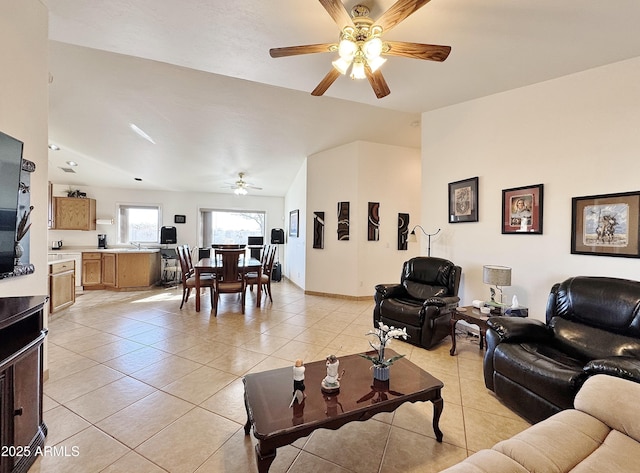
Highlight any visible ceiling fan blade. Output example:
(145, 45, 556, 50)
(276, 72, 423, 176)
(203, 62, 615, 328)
(365, 68, 391, 99)
(270, 43, 336, 58)
(384, 41, 451, 62)
(311, 68, 341, 96)
(318, 0, 354, 30)
(376, 0, 433, 32)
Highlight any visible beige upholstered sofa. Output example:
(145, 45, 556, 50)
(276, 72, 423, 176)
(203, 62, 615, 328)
(440, 375, 640, 473)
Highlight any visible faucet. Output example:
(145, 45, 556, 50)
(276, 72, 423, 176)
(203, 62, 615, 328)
(131, 241, 141, 250)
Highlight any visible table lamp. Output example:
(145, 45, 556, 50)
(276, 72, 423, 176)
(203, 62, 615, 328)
(483, 265, 511, 307)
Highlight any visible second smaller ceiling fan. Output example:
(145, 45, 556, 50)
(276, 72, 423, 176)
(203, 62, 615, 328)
(227, 172, 262, 195)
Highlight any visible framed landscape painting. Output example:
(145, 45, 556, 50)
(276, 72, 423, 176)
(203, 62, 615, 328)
(571, 191, 640, 258)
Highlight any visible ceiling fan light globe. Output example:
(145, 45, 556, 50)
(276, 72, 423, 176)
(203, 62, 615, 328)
(332, 57, 352, 75)
(338, 38, 357, 60)
(367, 55, 386, 73)
(363, 37, 383, 59)
(234, 187, 247, 196)
(350, 59, 366, 80)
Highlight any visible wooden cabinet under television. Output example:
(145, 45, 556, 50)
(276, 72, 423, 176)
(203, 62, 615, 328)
(49, 260, 75, 313)
(0, 296, 48, 473)
(51, 197, 96, 230)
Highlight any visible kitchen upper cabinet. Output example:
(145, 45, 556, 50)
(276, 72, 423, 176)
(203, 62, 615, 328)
(51, 197, 96, 230)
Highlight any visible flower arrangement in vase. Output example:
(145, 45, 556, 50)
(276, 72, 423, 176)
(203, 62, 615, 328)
(360, 322, 409, 381)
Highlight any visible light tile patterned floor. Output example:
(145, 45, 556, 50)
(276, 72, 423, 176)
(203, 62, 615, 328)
(29, 280, 530, 473)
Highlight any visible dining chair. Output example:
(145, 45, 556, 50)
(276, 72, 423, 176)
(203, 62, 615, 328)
(246, 245, 277, 303)
(212, 248, 246, 316)
(176, 245, 214, 309)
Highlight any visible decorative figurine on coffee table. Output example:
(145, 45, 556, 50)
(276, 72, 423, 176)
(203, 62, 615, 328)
(289, 359, 306, 408)
(321, 354, 341, 394)
(293, 359, 306, 392)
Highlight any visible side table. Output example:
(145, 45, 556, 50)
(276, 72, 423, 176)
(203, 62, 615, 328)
(449, 306, 489, 356)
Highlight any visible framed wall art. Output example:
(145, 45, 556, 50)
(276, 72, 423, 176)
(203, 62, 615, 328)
(448, 177, 478, 223)
(368, 202, 380, 241)
(289, 209, 299, 237)
(398, 213, 409, 250)
(571, 190, 640, 258)
(502, 184, 544, 234)
(313, 211, 324, 249)
(337, 201, 349, 240)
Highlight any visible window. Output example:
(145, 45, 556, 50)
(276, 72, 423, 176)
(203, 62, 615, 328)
(201, 210, 265, 247)
(117, 204, 161, 244)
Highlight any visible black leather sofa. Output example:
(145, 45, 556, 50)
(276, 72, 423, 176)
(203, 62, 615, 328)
(373, 257, 461, 350)
(484, 276, 640, 424)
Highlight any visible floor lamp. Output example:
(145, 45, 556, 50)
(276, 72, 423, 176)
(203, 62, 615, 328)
(408, 225, 441, 257)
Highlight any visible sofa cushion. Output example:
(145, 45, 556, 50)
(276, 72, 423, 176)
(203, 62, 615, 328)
(379, 298, 423, 328)
(551, 317, 640, 360)
(438, 449, 529, 473)
(494, 342, 585, 409)
(403, 280, 447, 300)
(570, 430, 640, 473)
(493, 409, 609, 473)
(574, 374, 640, 443)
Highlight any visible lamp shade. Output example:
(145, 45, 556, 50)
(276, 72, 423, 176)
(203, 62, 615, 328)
(483, 265, 511, 286)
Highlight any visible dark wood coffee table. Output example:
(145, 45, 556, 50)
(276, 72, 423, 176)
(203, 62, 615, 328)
(243, 350, 444, 473)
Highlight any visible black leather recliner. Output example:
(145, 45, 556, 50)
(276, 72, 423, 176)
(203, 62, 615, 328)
(484, 276, 640, 424)
(373, 257, 461, 349)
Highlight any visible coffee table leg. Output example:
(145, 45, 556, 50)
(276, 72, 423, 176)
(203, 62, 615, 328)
(449, 318, 457, 356)
(255, 443, 276, 473)
(432, 397, 444, 442)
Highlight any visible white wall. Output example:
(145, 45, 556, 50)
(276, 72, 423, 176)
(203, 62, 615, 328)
(305, 141, 421, 297)
(283, 160, 307, 288)
(49, 184, 284, 250)
(422, 57, 640, 320)
(0, 0, 48, 298)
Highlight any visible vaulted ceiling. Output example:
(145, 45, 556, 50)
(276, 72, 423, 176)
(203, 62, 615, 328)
(45, 0, 640, 196)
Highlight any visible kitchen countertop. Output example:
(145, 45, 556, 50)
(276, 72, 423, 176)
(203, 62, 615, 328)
(47, 247, 160, 264)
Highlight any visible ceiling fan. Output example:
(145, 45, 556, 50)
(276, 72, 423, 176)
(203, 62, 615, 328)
(269, 0, 451, 99)
(227, 172, 262, 195)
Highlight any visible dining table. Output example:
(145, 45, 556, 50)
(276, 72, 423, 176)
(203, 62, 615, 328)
(194, 256, 263, 312)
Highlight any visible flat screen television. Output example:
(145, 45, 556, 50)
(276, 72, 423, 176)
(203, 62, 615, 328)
(0, 131, 24, 274)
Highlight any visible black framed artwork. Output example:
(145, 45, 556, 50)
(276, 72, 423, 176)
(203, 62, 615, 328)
(174, 214, 186, 224)
(571, 190, 640, 258)
(313, 211, 324, 249)
(501, 184, 543, 234)
(448, 177, 478, 223)
(337, 202, 349, 241)
(289, 210, 299, 237)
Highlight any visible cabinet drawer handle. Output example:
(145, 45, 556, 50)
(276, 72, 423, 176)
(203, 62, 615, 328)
(14, 407, 23, 416)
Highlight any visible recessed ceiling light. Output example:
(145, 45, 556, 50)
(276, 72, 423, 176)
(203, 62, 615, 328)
(129, 123, 156, 144)
(48, 144, 60, 151)
(134, 178, 142, 181)
(66, 161, 78, 166)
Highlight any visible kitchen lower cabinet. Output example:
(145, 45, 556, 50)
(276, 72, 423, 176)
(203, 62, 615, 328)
(49, 261, 75, 313)
(82, 251, 160, 290)
(0, 296, 47, 473)
(81, 253, 102, 287)
(101, 253, 116, 287)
